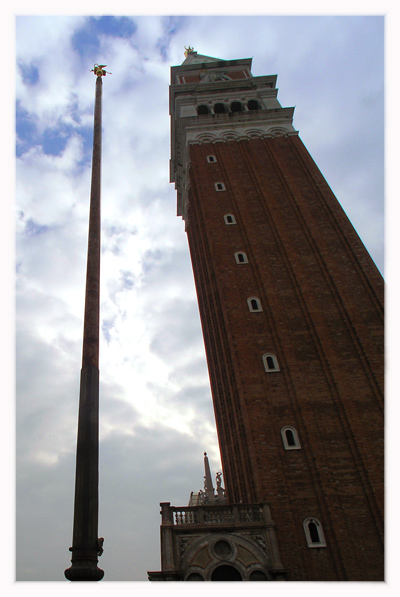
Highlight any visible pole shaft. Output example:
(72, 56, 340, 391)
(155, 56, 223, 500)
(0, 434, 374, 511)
(65, 76, 104, 582)
(83, 76, 102, 369)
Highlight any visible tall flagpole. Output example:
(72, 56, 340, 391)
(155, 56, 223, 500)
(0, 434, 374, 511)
(65, 64, 110, 582)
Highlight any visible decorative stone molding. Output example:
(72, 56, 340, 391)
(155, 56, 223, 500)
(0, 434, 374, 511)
(251, 533, 268, 552)
(221, 131, 239, 141)
(269, 127, 291, 137)
(199, 69, 232, 82)
(179, 535, 198, 556)
(195, 133, 217, 143)
(174, 121, 298, 222)
(190, 125, 295, 145)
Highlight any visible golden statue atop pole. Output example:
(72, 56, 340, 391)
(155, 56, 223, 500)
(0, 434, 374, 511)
(91, 63, 112, 77)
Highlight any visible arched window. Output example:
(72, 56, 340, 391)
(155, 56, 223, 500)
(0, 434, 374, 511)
(235, 252, 248, 264)
(247, 297, 262, 312)
(215, 182, 226, 191)
(197, 104, 209, 115)
(224, 214, 236, 225)
(207, 155, 217, 163)
(186, 572, 205, 581)
(231, 101, 242, 112)
(214, 103, 226, 114)
(303, 518, 327, 548)
(281, 426, 301, 450)
(262, 353, 280, 372)
(249, 570, 268, 581)
(247, 99, 259, 110)
(211, 565, 242, 581)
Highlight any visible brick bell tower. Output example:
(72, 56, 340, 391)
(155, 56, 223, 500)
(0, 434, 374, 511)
(149, 49, 384, 581)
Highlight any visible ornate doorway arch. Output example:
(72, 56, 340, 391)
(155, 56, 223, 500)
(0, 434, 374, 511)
(211, 564, 242, 581)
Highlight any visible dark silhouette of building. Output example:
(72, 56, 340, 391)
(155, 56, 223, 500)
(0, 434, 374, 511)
(148, 50, 384, 581)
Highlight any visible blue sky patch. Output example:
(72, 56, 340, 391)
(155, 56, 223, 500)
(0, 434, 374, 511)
(41, 128, 69, 157)
(157, 17, 187, 61)
(102, 318, 115, 343)
(163, 16, 187, 37)
(16, 98, 93, 164)
(25, 218, 49, 237)
(72, 16, 136, 59)
(18, 61, 39, 85)
(96, 16, 136, 38)
(16, 103, 38, 156)
(119, 270, 135, 290)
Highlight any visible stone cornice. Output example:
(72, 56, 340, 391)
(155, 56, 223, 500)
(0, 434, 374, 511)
(172, 109, 297, 222)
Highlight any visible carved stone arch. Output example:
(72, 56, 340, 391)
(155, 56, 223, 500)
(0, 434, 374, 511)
(180, 535, 212, 578)
(180, 532, 272, 581)
(245, 128, 264, 138)
(179, 534, 197, 557)
(196, 133, 217, 143)
(269, 127, 289, 137)
(185, 571, 205, 580)
(210, 562, 243, 581)
(221, 131, 239, 141)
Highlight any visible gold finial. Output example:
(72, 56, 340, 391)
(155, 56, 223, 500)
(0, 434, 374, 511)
(90, 63, 112, 77)
(184, 46, 194, 58)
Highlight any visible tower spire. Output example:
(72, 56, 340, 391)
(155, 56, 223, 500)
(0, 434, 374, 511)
(203, 452, 215, 500)
(64, 65, 108, 582)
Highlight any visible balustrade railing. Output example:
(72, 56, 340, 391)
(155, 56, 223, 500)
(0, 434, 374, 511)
(171, 504, 264, 526)
(204, 506, 234, 524)
(239, 506, 264, 523)
(174, 509, 199, 525)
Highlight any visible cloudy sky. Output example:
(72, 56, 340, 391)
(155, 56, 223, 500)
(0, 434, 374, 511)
(10, 6, 390, 588)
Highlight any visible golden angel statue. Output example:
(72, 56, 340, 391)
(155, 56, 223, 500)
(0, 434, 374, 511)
(91, 64, 112, 77)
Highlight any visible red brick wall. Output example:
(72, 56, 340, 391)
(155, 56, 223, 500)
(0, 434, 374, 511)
(185, 136, 384, 580)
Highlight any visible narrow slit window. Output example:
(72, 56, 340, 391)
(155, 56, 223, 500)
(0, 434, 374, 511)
(309, 522, 320, 543)
(224, 214, 236, 225)
(215, 182, 226, 191)
(286, 429, 295, 446)
(262, 353, 280, 372)
(303, 518, 327, 548)
(248, 297, 262, 312)
(281, 426, 301, 450)
(235, 252, 248, 264)
(207, 155, 217, 163)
